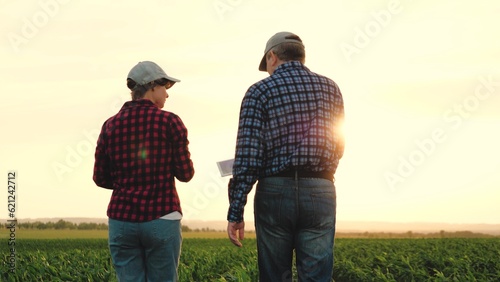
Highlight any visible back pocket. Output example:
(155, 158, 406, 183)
(254, 190, 283, 227)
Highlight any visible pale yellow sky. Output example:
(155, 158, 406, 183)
(1, 0, 499, 225)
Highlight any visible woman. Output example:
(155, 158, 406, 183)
(93, 61, 194, 281)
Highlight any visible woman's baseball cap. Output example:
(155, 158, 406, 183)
(127, 61, 180, 86)
(258, 32, 304, 71)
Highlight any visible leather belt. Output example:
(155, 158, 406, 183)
(270, 169, 333, 181)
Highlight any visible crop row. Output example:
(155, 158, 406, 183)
(2, 238, 499, 281)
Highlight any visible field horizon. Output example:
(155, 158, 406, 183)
(4, 217, 500, 236)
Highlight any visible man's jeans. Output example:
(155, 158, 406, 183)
(254, 177, 336, 282)
(108, 218, 181, 282)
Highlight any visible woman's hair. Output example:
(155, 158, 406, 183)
(267, 37, 306, 64)
(127, 78, 171, 100)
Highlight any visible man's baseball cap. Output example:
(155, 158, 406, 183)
(127, 61, 180, 86)
(258, 32, 304, 71)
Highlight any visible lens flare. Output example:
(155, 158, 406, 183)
(139, 148, 147, 160)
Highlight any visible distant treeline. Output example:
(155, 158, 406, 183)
(182, 226, 226, 233)
(5, 219, 221, 232)
(9, 219, 108, 230)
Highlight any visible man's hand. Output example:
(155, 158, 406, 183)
(227, 221, 245, 247)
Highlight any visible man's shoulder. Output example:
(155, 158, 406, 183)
(303, 68, 335, 83)
(246, 77, 273, 97)
(304, 70, 341, 92)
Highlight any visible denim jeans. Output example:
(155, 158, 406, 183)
(254, 177, 336, 282)
(108, 218, 182, 282)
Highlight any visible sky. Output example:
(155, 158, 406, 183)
(1, 0, 499, 226)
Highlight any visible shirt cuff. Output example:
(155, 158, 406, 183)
(227, 204, 244, 222)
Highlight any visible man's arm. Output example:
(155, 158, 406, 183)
(227, 88, 264, 223)
(333, 85, 345, 160)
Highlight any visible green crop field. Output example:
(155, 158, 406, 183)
(1, 234, 500, 281)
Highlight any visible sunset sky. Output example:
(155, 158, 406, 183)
(1, 0, 499, 225)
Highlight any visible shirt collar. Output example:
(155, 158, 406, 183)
(120, 99, 157, 110)
(273, 61, 308, 75)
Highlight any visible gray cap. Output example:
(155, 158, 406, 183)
(258, 32, 304, 71)
(127, 61, 180, 85)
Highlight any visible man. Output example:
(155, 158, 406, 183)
(227, 32, 344, 281)
(93, 61, 194, 281)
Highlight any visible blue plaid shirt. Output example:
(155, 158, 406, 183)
(228, 61, 345, 222)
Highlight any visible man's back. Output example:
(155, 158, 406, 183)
(236, 61, 344, 178)
(227, 31, 344, 281)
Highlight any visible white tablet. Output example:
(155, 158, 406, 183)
(216, 159, 234, 177)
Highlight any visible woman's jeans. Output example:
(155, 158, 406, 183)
(254, 177, 336, 282)
(108, 218, 182, 282)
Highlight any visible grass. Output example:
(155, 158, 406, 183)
(3, 237, 499, 281)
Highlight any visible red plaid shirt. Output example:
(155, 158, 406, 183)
(93, 99, 194, 222)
